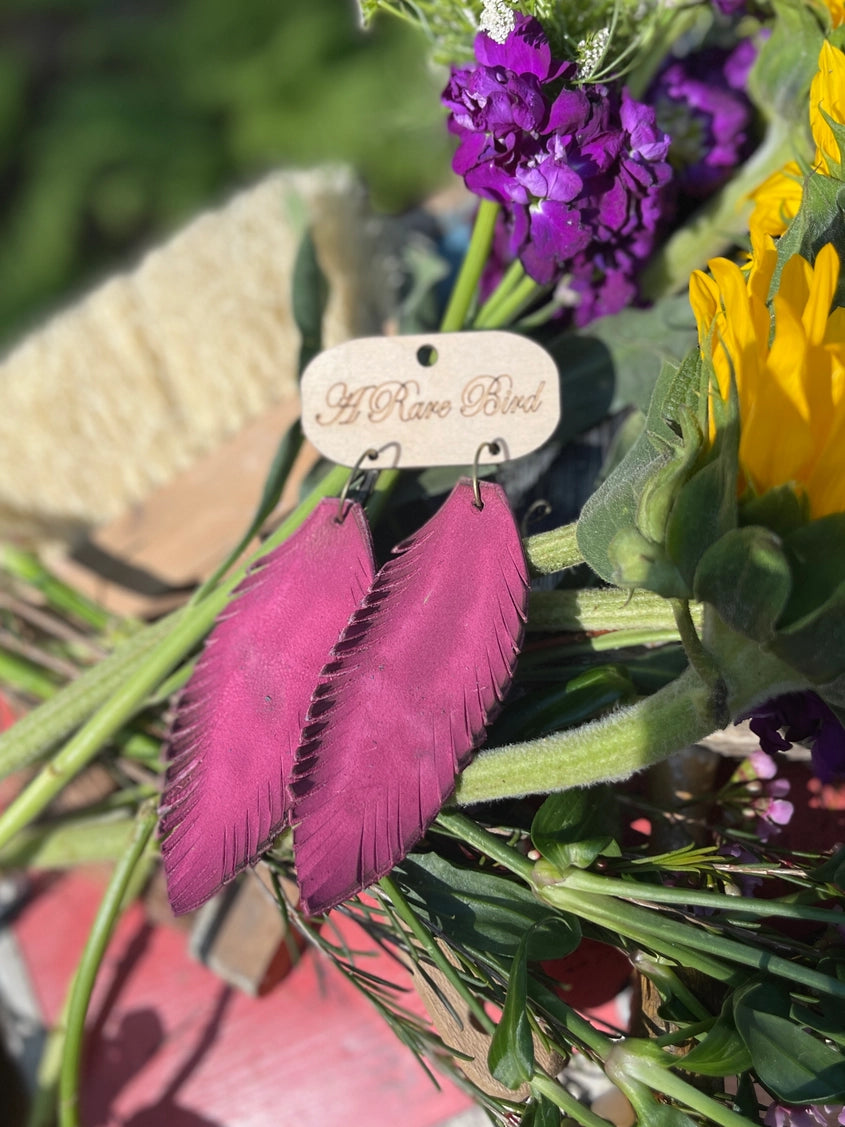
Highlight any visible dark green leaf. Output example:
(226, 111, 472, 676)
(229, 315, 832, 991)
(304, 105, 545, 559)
(665, 411, 739, 589)
(771, 576, 845, 684)
(488, 929, 535, 1089)
(531, 786, 617, 874)
(681, 1005, 753, 1078)
(521, 1093, 561, 1127)
(782, 514, 845, 625)
(395, 853, 581, 963)
(693, 526, 792, 642)
(733, 980, 845, 1103)
(292, 228, 329, 375)
(490, 667, 635, 744)
(193, 419, 304, 599)
(791, 998, 845, 1048)
(739, 486, 809, 539)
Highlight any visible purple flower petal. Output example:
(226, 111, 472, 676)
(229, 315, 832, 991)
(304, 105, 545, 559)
(159, 500, 376, 915)
(291, 480, 529, 916)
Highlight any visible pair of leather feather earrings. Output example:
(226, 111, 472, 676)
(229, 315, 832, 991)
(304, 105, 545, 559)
(158, 449, 530, 917)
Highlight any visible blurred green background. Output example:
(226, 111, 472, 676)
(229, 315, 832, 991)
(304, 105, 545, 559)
(0, 0, 453, 349)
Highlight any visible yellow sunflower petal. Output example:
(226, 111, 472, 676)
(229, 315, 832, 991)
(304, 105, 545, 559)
(748, 163, 804, 242)
(811, 40, 845, 172)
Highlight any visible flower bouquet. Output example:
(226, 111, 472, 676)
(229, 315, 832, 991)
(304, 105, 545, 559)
(2, 0, 845, 1124)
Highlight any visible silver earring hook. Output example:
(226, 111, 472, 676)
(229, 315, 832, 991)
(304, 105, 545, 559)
(471, 440, 502, 510)
(336, 448, 379, 522)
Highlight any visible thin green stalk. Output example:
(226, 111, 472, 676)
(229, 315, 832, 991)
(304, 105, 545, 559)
(560, 867, 845, 928)
(434, 810, 533, 881)
(28, 989, 72, 1127)
(0, 546, 112, 633)
(0, 612, 177, 779)
(536, 883, 845, 1001)
(379, 875, 495, 1034)
(439, 200, 500, 332)
(538, 884, 738, 982)
(455, 666, 713, 805)
(473, 258, 525, 327)
(608, 1043, 757, 1127)
(58, 804, 157, 1127)
(475, 272, 545, 330)
(523, 522, 583, 575)
(0, 464, 350, 852)
(531, 1072, 616, 1127)
(528, 978, 614, 1061)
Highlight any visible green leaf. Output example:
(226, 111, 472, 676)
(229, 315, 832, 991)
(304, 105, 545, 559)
(521, 1093, 561, 1127)
(693, 526, 792, 642)
(531, 787, 617, 873)
(489, 666, 636, 744)
(772, 173, 845, 305)
(739, 486, 809, 540)
(665, 410, 739, 590)
(488, 927, 534, 1089)
(781, 514, 845, 625)
(747, 0, 823, 124)
(733, 980, 845, 1103)
(681, 1005, 753, 1078)
(545, 293, 698, 417)
(292, 227, 329, 375)
(395, 853, 581, 963)
(577, 350, 703, 596)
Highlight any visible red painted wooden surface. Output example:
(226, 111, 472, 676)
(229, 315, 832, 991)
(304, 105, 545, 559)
(13, 871, 474, 1127)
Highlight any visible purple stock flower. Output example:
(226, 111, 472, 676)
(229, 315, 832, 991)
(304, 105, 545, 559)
(443, 15, 673, 325)
(747, 692, 845, 784)
(647, 41, 757, 199)
(712, 0, 747, 13)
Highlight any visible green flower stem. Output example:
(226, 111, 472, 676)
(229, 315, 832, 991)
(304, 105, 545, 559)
(439, 199, 500, 332)
(435, 810, 534, 881)
(455, 666, 712, 806)
(0, 648, 59, 700)
(378, 874, 495, 1034)
(673, 599, 728, 725)
(528, 588, 697, 634)
(607, 1042, 755, 1127)
(639, 119, 793, 300)
(475, 272, 545, 330)
(531, 1072, 616, 1127)
(473, 258, 525, 327)
(433, 813, 618, 1060)
(528, 978, 614, 1061)
(535, 881, 845, 1002)
(28, 990, 72, 1127)
(58, 803, 157, 1127)
(0, 612, 176, 780)
(0, 545, 112, 633)
(537, 882, 738, 982)
(0, 464, 351, 852)
(523, 522, 583, 575)
(560, 868, 845, 928)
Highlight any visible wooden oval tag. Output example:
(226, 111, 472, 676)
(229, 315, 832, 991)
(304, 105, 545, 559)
(300, 331, 561, 468)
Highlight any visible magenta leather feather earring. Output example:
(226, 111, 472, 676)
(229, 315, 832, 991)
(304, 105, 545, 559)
(159, 498, 375, 915)
(291, 476, 529, 916)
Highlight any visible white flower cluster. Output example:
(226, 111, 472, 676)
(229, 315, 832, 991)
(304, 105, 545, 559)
(479, 0, 516, 43)
(576, 27, 611, 78)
